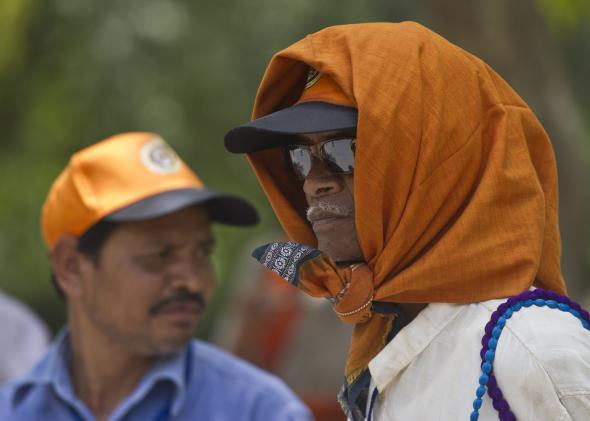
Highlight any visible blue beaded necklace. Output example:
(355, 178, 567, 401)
(470, 288, 590, 421)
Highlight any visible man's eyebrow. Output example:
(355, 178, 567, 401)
(145, 242, 182, 254)
(288, 138, 313, 146)
(138, 236, 215, 254)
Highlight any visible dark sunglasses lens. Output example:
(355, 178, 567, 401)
(323, 138, 356, 173)
(288, 147, 312, 179)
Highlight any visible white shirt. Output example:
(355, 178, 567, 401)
(0, 291, 49, 383)
(368, 298, 590, 420)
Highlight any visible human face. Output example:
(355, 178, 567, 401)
(77, 206, 215, 356)
(294, 130, 363, 263)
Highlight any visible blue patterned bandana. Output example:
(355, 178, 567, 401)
(252, 241, 320, 286)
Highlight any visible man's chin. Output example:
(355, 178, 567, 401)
(148, 335, 193, 356)
(311, 216, 352, 233)
(149, 322, 197, 353)
(316, 237, 363, 263)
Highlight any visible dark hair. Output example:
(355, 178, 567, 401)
(50, 219, 121, 298)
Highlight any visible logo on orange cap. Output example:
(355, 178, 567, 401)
(140, 137, 181, 174)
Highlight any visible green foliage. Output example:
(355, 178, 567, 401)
(536, 0, 590, 32)
(534, 0, 590, 140)
(1, 0, 588, 339)
(0, 0, 419, 336)
(0, 0, 37, 80)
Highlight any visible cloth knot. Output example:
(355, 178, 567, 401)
(333, 264, 374, 324)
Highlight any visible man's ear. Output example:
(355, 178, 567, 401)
(50, 235, 88, 298)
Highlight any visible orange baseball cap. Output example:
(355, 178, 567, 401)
(42, 132, 259, 249)
(224, 69, 357, 153)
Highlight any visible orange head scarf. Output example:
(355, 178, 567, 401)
(244, 22, 566, 384)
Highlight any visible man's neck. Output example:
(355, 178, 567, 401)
(68, 315, 156, 421)
(335, 260, 427, 328)
(396, 302, 427, 330)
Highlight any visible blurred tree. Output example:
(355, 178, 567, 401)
(0, 0, 588, 337)
(0, 0, 419, 335)
(537, 0, 590, 32)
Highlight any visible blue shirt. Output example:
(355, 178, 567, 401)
(0, 330, 313, 421)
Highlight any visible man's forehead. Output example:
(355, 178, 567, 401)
(113, 206, 212, 240)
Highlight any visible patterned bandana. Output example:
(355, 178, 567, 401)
(253, 241, 378, 325)
(253, 241, 319, 286)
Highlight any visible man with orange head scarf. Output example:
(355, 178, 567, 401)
(225, 22, 590, 420)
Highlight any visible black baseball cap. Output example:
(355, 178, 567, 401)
(105, 187, 259, 226)
(224, 72, 357, 154)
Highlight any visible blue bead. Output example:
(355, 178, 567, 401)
(583, 320, 590, 330)
(485, 350, 495, 362)
(492, 326, 502, 338)
(473, 398, 483, 410)
(558, 303, 570, 312)
(570, 309, 581, 318)
(511, 302, 522, 311)
(524, 299, 533, 307)
(471, 410, 479, 421)
(546, 299, 558, 308)
(497, 317, 506, 328)
(534, 299, 546, 307)
(476, 385, 486, 398)
(504, 308, 513, 318)
(482, 362, 492, 374)
(479, 374, 489, 385)
(488, 338, 498, 350)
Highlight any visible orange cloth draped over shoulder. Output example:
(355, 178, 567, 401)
(244, 22, 566, 383)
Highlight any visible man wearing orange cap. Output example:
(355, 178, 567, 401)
(224, 23, 590, 420)
(0, 133, 313, 420)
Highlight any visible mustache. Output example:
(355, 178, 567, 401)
(306, 199, 353, 222)
(149, 290, 206, 316)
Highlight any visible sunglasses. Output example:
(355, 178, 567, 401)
(285, 138, 356, 180)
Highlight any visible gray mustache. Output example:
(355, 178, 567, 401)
(306, 200, 353, 222)
(149, 290, 206, 316)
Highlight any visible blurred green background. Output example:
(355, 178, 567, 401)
(1, 0, 589, 337)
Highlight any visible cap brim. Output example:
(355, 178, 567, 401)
(105, 188, 259, 226)
(224, 101, 357, 153)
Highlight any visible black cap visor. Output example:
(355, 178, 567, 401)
(225, 102, 357, 153)
(105, 188, 259, 226)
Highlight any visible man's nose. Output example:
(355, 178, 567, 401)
(169, 260, 208, 292)
(302, 160, 344, 198)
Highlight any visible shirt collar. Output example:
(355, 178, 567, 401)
(12, 328, 69, 387)
(129, 342, 190, 417)
(11, 327, 190, 416)
(368, 303, 465, 392)
(9, 328, 73, 409)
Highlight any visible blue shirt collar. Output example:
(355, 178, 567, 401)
(12, 327, 190, 417)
